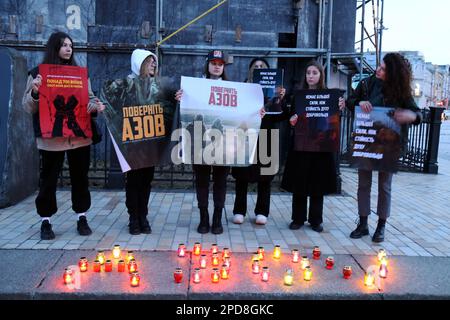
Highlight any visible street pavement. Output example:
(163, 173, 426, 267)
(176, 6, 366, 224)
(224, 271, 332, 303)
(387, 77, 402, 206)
(0, 122, 450, 299)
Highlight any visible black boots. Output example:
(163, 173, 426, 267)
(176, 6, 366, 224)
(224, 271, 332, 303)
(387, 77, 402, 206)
(372, 219, 386, 243)
(41, 220, 56, 240)
(211, 207, 224, 235)
(77, 216, 92, 236)
(197, 207, 210, 234)
(350, 216, 369, 239)
(129, 212, 152, 235)
(139, 215, 152, 234)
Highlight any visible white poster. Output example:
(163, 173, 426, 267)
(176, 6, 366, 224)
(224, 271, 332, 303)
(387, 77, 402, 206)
(179, 76, 264, 167)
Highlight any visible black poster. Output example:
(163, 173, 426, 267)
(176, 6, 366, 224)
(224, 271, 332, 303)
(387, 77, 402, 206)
(294, 89, 341, 152)
(350, 106, 402, 173)
(253, 69, 284, 109)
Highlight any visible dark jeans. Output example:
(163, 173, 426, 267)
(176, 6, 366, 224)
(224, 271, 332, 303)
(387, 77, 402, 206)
(194, 165, 230, 209)
(357, 170, 393, 220)
(233, 179, 271, 217)
(36, 146, 91, 218)
(292, 193, 324, 226)
(125, 167, 155, 217)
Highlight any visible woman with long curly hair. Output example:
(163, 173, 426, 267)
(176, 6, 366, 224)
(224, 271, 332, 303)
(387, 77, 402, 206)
(346, 53, 422, 243)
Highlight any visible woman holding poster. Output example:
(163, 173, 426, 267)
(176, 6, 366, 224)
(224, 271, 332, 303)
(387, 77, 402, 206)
(175, 50, 230, 235)
(231, 58, 287, 226)
(346, 53, 422, 243)
(282, 61, 345, 233)
(22, 32, 104, 240)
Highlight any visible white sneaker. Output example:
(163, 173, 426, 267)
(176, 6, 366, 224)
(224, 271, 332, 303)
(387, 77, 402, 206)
(233, 214, 245, 224)
(255, 215, 268, 225)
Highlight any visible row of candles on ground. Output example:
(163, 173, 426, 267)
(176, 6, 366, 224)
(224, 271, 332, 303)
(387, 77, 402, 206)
(63, 246, 143, 287)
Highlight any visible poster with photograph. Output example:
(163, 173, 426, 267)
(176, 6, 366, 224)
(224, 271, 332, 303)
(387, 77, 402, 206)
(294, 89, 341, 152)
(38, 64, 91, 138)
(350, 106, 402, 173)
(179, 76, 263, 167)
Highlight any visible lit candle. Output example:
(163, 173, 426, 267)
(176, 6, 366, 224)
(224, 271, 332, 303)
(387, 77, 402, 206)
(343, 266, 352, 279)
(221, 265, 229, 280)
(325, 257, 335, 270)
(212, 253, 220, 267)
(126, 251, 135, 264)
(128, 259, 138, 274)
(178, 244, 186, 257)
(96, 251, 106, 265)
(377, 249, 387, 262)
(300, 256, 310, 270)
(118, 260, 125, 273)
(211, 244, 219, 255)
(104, 260, 113, 272)
(252, 259, 260, 274)
(379, 264, 388, 279)
(284, 269, 294, 286)
(211, 268, 220, 283)
(63, 268, 73, 285)
(93, 260, 101, 273)
(292, 249, 300, 263)
(78, 257, 88, 273)
(222, 248, 231, 259)
(193, 242, 202, 256)
(380, 256, 388, 267)
(364, 271, 375, 287)
(193, 268, 201, 284)
(223, 257, 231, 269)
(303, 266, 313, 281)
(112, 245, 121, 259)
(200, 254, 207, 269)
(313, 246, 321, 260)
(174, 268, 183, 283)
(273, 245, 281, 260)
(257, 247, 265, 261)
(130, 272, 140, 287)
(261, 267, 270, 282)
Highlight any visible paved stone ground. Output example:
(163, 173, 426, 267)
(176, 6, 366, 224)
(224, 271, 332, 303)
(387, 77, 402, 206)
(1, 123, 450, 258)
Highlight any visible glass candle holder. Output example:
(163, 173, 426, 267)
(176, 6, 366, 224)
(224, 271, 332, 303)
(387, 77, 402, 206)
(325, 257, 335, 270)
(193, 268, 201, 284)
(221, 265, 229, 280)
(126, 251, 135, 264)
(292, 249, 300, 263)
(304, 266, 313, 281)
(377, 249, 387, 262)
(379, 264, 388, 279)
(211, 268, 220, 283)
(112, 245, 121, 259)
(222, 248, 231, 259)
(313, 246, 321, 260)
(252, 259, 260, 274)
(128, 259, 138, 274)
(104, 260, 113, 272)
(284, 269, 294, 286)
(257, 247, 265, 261)
(380, 256, 388, 267)
(212, 253, 220, 267)
(193, 242, 202, 256)
(174, 268, 183, 283)
(261, 267, 270, 282)
(178, 244, 186, 257)
(130, 272, 140, 287)
(364, 271, 375, 287)
(211, 244, 219, 255)
(223, 257, 231, 269)
(343, 266, 352, 279)
(63, 268, 73, 285)
(273, 245, 281, 260)
(300, 256, 310, 270)
(78, 257, 88, 273)
(118, 260, 125, 273)
(200, 255, 208, 269)
(93, 260, 101, 273)
(96, 251, 106, 265)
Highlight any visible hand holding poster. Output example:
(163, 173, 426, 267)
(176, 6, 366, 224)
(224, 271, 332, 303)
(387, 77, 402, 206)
(179, 76, 263, 167)
(350, 106, 401, 173)
(253, 69, 284, 109)
(101, 76, 178, 172)
(294, 89, 341, 152)
(38, 64, 91, 138)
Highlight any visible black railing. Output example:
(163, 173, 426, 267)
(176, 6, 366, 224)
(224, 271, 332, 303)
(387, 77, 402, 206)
(56, 107, 443, 189)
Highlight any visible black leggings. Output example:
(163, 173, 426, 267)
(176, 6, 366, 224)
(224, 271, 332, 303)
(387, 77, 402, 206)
(125, 167, 155, 216)
(292, 193, 324, 226)
(194, 165, 230, 209)
(233, 179, 271, 217)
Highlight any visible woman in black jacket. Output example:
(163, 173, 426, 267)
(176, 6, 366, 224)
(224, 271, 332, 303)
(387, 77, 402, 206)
(281, 60, 345, 233)
(231, 58, 287, 225)
(346, 53, 422, 243)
